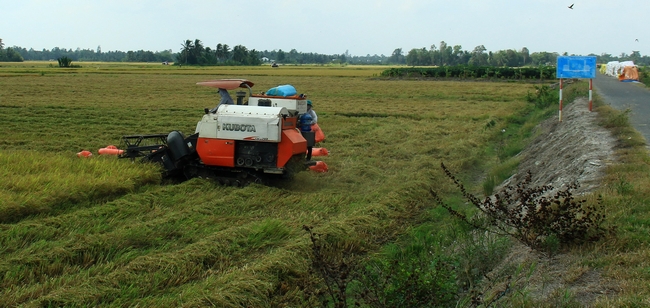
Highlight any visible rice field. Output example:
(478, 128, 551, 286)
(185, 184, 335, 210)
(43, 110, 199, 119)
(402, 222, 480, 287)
(2, 62, 647, 306)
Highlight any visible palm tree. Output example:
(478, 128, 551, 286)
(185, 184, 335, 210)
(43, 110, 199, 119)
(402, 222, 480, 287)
(192, 39, 204, 64)
(215, 43, 223, 63)
(180, 40, 194, 65)
(221, 44, 231, 62)
(232, 45, 248, 64)
(521, 47, 530, 66)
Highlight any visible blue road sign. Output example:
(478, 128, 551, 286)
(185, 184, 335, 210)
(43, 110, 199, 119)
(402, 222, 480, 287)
(556, 56, 596, 79)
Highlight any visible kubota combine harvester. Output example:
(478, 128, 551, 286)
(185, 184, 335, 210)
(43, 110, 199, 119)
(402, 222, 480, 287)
(118, 79, 326, 186)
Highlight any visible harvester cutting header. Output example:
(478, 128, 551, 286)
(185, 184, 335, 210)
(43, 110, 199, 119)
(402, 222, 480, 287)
(117, 79, 327, 186)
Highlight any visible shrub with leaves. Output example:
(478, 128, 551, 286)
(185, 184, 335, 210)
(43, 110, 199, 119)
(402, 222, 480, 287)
(303, 225, 458, 307)
(430, 163, 611, 253)
(57, 56, 72, 67)
(354, 238, 458, 307)
(525, 84, 558, 109)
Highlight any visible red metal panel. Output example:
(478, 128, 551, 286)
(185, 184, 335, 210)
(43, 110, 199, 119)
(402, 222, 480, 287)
(282, 116, 298, 129)
(277, 129, 307, 168)
(196, 137, 235, 167)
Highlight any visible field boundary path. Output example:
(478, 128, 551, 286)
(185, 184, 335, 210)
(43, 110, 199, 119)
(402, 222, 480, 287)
(592, 71, 650, 149)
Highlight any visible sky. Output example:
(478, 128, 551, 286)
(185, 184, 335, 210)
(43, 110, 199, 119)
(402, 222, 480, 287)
(1, 0, 647, 57)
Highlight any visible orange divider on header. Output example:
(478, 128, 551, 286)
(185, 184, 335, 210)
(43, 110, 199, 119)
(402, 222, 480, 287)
(99, 145, 124, 155)
(309, 161, 328, 173)
(311, 124, 326, 143)
(311, 147, 329, 157)
(77, 150, 93, 158)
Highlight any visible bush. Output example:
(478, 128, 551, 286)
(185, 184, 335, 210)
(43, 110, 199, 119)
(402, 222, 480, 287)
(525, 84, 558, 109)
(356, 249, 457, 307)
(430, 163, 612, 254)
(303, 225, 458, 307)
(57, 56, 72, 67)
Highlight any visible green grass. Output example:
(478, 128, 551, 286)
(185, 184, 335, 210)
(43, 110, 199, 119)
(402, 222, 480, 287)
(1, 62, 648, 306)
(477, 81, 588, 196)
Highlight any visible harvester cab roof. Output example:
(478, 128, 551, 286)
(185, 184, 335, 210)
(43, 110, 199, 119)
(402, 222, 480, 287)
(196, 79, 308, 117)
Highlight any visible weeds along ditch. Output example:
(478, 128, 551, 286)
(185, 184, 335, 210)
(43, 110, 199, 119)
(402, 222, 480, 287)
(0, 63, 602, 306)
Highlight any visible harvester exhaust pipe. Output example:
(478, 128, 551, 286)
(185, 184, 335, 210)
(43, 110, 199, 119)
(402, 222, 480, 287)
(236, 91, 246, 105)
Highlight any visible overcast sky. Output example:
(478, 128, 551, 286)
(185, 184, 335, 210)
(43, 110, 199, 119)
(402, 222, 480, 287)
(1, 0, 647, 57)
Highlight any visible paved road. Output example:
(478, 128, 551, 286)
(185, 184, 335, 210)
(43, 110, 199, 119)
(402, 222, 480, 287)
(592, 71, 650, 148)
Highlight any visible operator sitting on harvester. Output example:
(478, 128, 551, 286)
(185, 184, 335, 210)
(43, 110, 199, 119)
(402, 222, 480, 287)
(208, 88, 235, 113)
(218, 88, 235, 105)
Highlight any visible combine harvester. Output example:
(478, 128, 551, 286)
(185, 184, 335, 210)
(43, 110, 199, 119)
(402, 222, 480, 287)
(117, 79, 327, 186)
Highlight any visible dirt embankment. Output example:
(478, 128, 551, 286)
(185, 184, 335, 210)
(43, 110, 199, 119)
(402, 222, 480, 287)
(485, 97, 620, 304)
(502, 97, 616, 195)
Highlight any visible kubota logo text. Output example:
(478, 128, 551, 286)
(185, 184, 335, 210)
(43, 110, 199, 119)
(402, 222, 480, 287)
(222, 123, 257, 132)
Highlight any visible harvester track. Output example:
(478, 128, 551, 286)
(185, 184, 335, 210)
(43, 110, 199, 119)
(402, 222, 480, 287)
(181, 163, 268, 187)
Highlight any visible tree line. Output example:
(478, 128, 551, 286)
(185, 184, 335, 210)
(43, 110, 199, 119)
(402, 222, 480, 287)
(1, 37, 648, 67)
(7, 45, 175, 63)
(177, 39, 262, 66)
(391, 41, 650, 67)
(0, 39, 23, 62)
(380, 66, 557, 80)
(176, 39, 349, 66)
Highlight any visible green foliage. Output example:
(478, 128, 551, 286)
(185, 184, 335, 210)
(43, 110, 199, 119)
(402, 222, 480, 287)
(482, 158, 520, 196)
(603, 108, 631, 128)
(639, 66, 650, 87)
(357, 247, 457, 307)
(304, 225, 459, 307)
(304, 222, 514, 307)
(597, 107, 647, 148)
(431, 163, 613, 254)
(57, 56, 72, 67)
(525, 84, 558, 109)
(460, 261, 538, 307)
(482, 176, 498, 197)
(0, 47, 24, 62)
(614, 175, 634, 195)
(525, 78, 593, 111)
(381, 65, 556, 80)
(482, 102, 546, 195)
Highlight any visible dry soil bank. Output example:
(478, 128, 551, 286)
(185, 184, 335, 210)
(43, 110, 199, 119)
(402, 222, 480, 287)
(484, 97, 620, 305)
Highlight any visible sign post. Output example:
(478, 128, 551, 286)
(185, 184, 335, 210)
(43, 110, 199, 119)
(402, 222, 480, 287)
(556, 56, 597, 121)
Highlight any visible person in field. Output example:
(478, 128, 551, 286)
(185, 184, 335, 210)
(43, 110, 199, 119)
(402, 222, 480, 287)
(306, 100, 317, 124)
